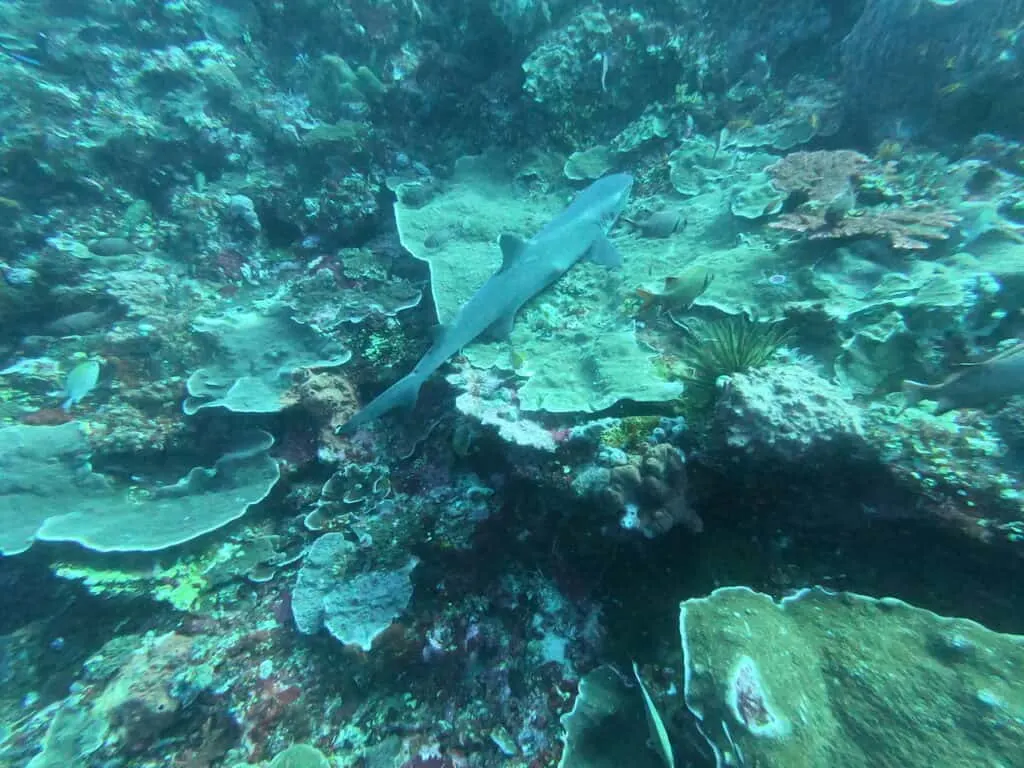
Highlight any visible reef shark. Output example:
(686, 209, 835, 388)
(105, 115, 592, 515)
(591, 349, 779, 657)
(902, 341, 1024, 415)
(338, 172, 634, 432)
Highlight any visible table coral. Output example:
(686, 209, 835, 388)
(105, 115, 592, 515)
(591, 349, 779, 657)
(681, 586, 1024, 767)
(765, 148, 961, 250)
(771, 203, 961, 250)
(767, 149, 873, 203)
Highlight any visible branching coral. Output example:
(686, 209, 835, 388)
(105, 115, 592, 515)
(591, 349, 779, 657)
(771, 204, 961, 251)
(766, 149, 960, 250)
(767, 149, 873, 203)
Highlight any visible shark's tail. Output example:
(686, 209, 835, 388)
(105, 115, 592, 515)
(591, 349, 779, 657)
(336, 374, 423, 434)
(900, 380, 929, 412)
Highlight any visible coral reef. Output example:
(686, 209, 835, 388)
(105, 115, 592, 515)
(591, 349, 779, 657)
(681, 587, 1024, 766)
(713, 364, 865, 461)
(0, 1, 1023, 767)
(842, 0, 1024, 140)
(600, 443, 702, 538)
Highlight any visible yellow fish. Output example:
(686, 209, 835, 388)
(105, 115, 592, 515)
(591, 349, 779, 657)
(62, 360, 100, 411)
(636, 268, 714, 313)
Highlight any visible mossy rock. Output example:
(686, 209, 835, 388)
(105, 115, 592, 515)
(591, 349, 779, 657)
(600, 416, 663, 452)
(303, 120, 369, 149)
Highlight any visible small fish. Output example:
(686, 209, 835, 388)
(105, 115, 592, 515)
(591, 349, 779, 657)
(44, 309, 114, 336)
(62, 360, 100, 411)
(87, 237, 139, 257)
(1, 50, 41, 67)
(19, 407, 74, 426)
(636, 268, 714, 313)
(902, 342, 1024, 415)
(622, 210, 685, 239)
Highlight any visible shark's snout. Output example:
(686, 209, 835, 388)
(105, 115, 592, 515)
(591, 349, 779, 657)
(599, 172, 634, 225)
(605, 172, 634, 202)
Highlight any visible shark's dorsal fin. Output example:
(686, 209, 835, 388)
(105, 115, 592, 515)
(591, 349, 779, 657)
(498, 233, 527, 271)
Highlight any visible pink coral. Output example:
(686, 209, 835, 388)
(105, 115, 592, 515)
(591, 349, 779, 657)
(771, 203, 960, 250)
(766, 148, 960, 250)
(766, 149, 873, 202)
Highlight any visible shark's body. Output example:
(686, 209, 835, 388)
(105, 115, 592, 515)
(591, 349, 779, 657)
(339, 173, 634, 432)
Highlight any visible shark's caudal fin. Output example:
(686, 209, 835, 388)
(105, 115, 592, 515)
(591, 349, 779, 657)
(900, 380, 929, 412)
(336, 373, 423, 434)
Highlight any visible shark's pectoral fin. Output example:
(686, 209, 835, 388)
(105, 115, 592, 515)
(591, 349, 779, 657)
(481, 312, 517, 342)
(587, 234, 624, 269)
(498, 233, 528, 271)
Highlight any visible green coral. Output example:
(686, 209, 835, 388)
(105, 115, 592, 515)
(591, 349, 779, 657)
(599, 416, 662, 453)
(303, 120, 369, 150)
(269, 744, 330, 768)
(308, 54, 386, 121)
(668, 136, 733, 196)
(53, 564, 152, 600)
(36, 435, 281, 553)
(563, 145, 615, 181)
(120, 199, 151, 237)
(25, 703, 102, 768)
(184, 310, 351, 415)
(55, 560, 207, 611)
(52, 540, 262, 611)
(730, 171, 786, 219)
